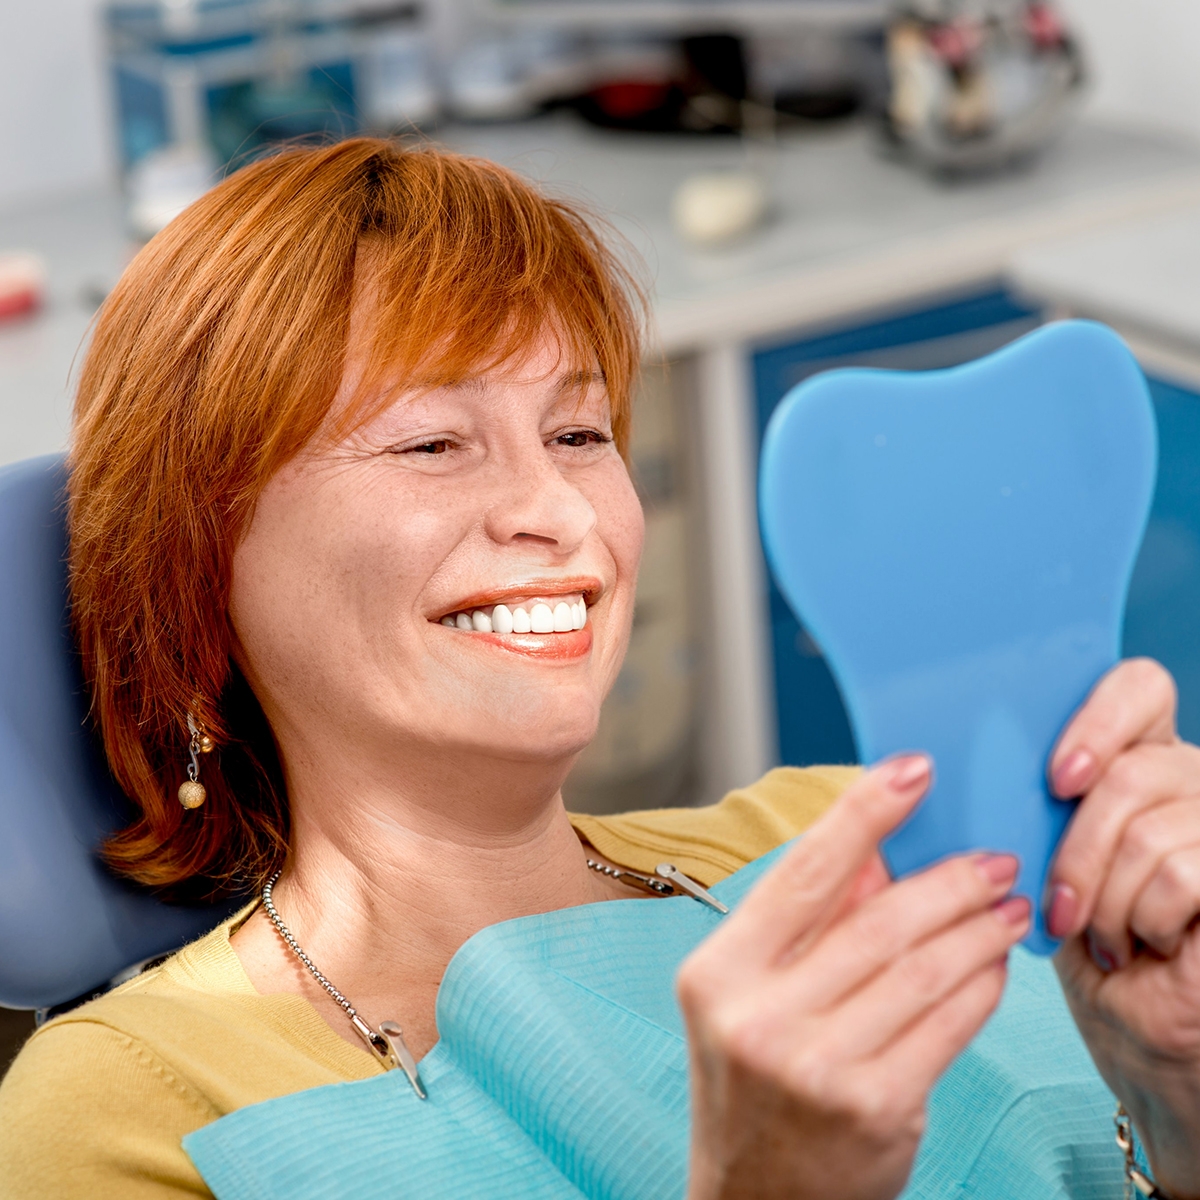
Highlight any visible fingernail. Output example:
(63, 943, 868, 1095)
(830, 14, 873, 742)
(1046, 883, 1079, 939)
(1086, 930, 1117, 973)
(887, 754, 931, 793)
(1052, 749, 1094, 797)
(976, 853, 1019, 888)
(995, 895, 1031, 926)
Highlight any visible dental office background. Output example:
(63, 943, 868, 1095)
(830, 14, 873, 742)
(3, 0, 1200, 832)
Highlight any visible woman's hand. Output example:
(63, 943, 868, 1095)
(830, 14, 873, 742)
(678, 756, 1030, 1200)
(1047, 658, 1200, 1196)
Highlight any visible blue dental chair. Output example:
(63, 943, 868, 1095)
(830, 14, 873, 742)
(0, 455, 239, 1017)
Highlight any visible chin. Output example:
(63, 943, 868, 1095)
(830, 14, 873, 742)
(470, 706, 600, 765)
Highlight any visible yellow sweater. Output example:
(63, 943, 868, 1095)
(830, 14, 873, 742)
(0, 767, 855, 1199)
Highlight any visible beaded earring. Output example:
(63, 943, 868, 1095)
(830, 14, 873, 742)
(178, 711, 215, 810)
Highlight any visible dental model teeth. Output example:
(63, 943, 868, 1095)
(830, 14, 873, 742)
(529, 603, 554, 633)
(492, 604, 514, 634)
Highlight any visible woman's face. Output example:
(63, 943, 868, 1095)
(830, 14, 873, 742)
(229, 327, 645, 785)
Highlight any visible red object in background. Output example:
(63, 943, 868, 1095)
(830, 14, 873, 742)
(926, 21, 985, 69)
(0, 254, 45, 322)
(1024, 3, 1066, 49)
(588, 80, 673, 120)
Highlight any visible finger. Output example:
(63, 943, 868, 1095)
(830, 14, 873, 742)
(710, 755, 932, 972)
(797, 894, 1029, 1061)
(1046, 742, 1200, 939)
(1049, 659, 1178, 800)
(1129, 844, 1200, 959)
(1088, 798, 1200, 967)
(1053, 933, 1106, 1013)
(858, 958, 1010, 1104)
(780, 850, 1020, 1011)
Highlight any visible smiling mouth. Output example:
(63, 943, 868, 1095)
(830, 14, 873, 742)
(437, 593, 589, 635)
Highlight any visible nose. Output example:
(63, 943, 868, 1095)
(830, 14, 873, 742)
(482, 440, 597, 555)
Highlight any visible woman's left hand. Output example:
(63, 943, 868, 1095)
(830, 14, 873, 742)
(1048, 658, 1200, 1196)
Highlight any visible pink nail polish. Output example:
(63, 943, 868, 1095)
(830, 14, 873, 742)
(1046, 883, 1079, 939)
(977, 854, 1019, 887)
(995, 896, 1031, 926)
(1053, 749, 1094, 797)
(887, 755, 931, 793)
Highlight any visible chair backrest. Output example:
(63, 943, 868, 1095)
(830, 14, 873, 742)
(0, 455, 240, 1012)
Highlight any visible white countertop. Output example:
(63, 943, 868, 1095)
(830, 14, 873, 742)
(1010, 203, 1200, 372)
(5, 114, 1200, 465)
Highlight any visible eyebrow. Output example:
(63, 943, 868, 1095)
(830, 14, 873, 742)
(557, 370, 606, 391)
(440, 369, 606, 394)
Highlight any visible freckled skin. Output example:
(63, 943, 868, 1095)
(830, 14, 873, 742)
(229, 334, 644, 786)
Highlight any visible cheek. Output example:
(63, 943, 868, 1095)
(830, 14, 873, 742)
(595, 466, 645, 581)
(228, 463, 467, 687)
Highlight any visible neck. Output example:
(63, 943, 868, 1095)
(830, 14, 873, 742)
(229, 738, 619, 1058)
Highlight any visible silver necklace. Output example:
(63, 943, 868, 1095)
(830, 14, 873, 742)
(260, 858, 727, 1103)
(261, 871, 428, 1099)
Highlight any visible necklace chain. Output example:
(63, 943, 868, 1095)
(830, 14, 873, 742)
(258, 855, 726, 1102)
(261, 870, 428, 1099)
(262, 871, 359, 1020)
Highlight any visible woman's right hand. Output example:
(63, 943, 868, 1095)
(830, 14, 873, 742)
(677, 755, 1031, 1200)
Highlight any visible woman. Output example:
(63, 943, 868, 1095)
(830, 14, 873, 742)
(1, 138, 1199, 1199)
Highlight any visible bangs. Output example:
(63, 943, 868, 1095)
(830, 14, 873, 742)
(346, 152, 645, 452)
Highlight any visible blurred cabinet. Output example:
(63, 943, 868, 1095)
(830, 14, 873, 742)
(1124, 377, 1200, 747)
(563, 362, 700, 815)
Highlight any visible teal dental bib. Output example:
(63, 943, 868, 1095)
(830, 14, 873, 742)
(185, 845, 1123, 1199)
(759, 320, 1157, 953)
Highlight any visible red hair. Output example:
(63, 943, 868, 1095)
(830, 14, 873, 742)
(68, 138, 644, 896)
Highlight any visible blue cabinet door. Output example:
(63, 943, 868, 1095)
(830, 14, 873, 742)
(1125, 377, 1200, 746)
(753, 296, 1200, 764)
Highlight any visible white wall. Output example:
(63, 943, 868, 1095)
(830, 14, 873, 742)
(1059, 0, 1200, 145)
(0, 0, 111, 211)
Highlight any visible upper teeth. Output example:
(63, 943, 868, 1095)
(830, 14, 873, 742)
(439, 596, 588, 634)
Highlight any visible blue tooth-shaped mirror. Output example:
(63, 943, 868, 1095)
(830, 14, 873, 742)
(759, 320, 1157, 953)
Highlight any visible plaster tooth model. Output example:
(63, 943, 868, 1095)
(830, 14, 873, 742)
(671, 171, 767, 246)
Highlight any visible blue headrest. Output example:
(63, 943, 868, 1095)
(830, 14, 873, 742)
(0, 456, 239, 1011)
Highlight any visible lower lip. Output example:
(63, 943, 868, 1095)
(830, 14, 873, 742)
(451, 627, 593, 660)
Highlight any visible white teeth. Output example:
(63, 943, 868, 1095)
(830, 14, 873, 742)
(440, 595, 589, 634)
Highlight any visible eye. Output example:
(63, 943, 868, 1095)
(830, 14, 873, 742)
(405, 440, 451, 455)
(553, 429, 610, 449)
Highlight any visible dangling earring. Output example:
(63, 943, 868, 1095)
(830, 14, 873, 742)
(178, 711, 215, 810)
